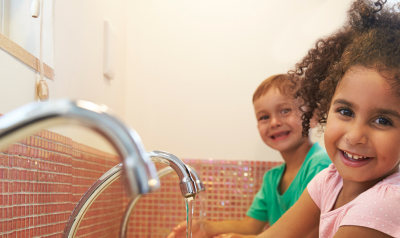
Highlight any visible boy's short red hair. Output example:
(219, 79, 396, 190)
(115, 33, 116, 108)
(252, 74, 293, 103)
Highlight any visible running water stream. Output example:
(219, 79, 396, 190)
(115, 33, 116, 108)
(185, 196, 195, 238)
(199, 193, 207, 233)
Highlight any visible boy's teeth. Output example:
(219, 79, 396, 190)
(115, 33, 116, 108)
(353, 155, 359, 160)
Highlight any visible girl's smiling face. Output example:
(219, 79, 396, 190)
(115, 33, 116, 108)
(325, 66, 400, 182)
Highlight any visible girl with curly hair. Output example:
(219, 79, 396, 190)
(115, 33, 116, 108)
(255, 0, 400, 238)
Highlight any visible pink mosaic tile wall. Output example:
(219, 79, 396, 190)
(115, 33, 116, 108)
(0, 127, 282, 238)
(0, 130, 124, 238)
(127, 159, 282, 238)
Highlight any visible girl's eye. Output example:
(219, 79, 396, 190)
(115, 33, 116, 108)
(374, 117, 393, 126)
(281, 109, 292, 114)
(337, 108, 354, 117)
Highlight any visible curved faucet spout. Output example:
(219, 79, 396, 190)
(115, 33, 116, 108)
(148, 150, 197, 198)
(0, 99, 160, 197)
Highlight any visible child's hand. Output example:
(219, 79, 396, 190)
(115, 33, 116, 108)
(213, 234, 256, 238)
(167, 220, 208, 238)
(166, 220, 186, 238)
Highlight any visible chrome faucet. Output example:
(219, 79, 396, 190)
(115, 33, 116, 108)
(0, 99, 161, 237)
(119, 163, 205, 238)
(0, 99, 159, 197)
(56, 148, 204, 238)
(148, 150, 198, 198)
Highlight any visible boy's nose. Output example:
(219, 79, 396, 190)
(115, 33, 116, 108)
(270, 116, 282, 128)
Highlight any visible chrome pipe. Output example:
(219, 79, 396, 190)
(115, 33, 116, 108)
(64, 163, 124, 237)
(119, 167, 174, 238)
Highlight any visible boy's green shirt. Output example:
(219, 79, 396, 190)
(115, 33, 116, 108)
(246, 143, 331, 225)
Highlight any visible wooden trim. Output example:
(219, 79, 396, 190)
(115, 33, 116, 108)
(0, 33, 54, 80)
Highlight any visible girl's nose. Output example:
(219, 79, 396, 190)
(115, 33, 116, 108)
(345, 123, 368, 146)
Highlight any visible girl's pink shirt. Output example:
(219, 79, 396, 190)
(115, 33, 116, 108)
(308, 164, 400, 238)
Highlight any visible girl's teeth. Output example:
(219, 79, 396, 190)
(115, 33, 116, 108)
(344, 150, 367, 160)
(347, 152, 353, 158)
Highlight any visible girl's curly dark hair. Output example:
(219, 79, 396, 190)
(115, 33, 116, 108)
(290, 0, 400, 137)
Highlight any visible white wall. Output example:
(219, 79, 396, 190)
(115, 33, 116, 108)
(125, 0, 351, 161)
(0, 0, 128, 154)
(0, 0, 354, 160)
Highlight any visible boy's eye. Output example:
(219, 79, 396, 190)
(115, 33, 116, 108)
(337, 108, 354, 117)
(259, 115, 269, 121)
(373, 117, 393, 126)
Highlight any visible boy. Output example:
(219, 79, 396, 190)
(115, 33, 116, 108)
(167, 74, 331, 238)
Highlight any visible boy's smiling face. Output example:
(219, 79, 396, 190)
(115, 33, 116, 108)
(325, 66, 400, 182)
(254, 87, 306, 153)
